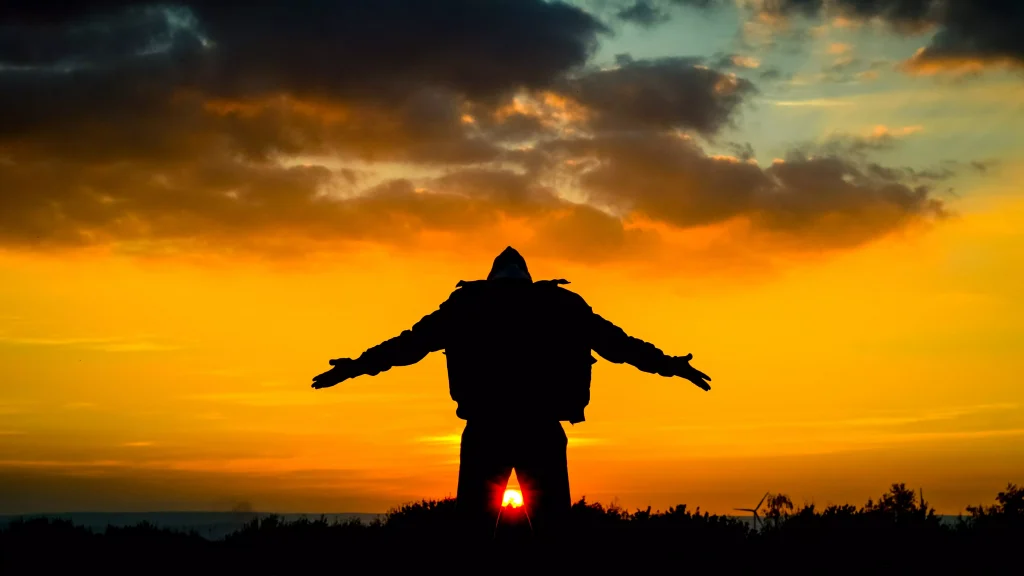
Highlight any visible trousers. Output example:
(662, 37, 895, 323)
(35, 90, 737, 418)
(455, 419, 571, 541)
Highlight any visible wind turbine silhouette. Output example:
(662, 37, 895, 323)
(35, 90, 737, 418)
(735, 492, 770, 530)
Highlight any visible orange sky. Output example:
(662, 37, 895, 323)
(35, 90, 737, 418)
(2, 187, 1021, 513)
(2, 0, 1023, 515)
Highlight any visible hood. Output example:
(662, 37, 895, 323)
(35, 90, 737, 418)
(486, 246, 532, 282)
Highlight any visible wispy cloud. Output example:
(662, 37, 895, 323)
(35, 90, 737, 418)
(415, 433, 605, 447)
(567, 435, 606, 447)
(772, 98, 854, 107)
(870, 124, 925, 138)
(0, 459, 126, 469)
(0, 335, 181, 352)
(730, 55, 761, 69)
(193, 411, 227, 421)
(0, 400, 35, 416)
(185, 390, 433, 407)
(661, 403, 1019, 433)
(0, 336, 118, 346)
(196, 368, 249, 378)
(96, 342, 180, 352)
(826, 403, 1017, 429)
(122, 441, 155, 447)
(827, 42, 853, 55)
(416, 434, 461, 445)
(856, 428, 1024, 445)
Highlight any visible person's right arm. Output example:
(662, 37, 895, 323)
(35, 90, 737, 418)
(311, 289, 460, 389)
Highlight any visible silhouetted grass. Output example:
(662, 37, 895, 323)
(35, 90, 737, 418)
(1, 483, 1020, 574)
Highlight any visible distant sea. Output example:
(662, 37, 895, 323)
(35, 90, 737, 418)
(0, 512, 383, 540)
(0, 511, 963, 540)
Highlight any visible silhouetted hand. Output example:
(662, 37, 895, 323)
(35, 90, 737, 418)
(311, 358, 363, 389)
(667, 353, 711, 391)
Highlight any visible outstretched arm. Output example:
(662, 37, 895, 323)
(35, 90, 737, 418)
(589, 312, 711, 391)
(311, 298, 452, 389)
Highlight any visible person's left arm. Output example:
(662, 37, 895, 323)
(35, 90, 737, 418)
(311, 294, 455, 389)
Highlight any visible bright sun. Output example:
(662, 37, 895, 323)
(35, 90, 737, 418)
(502, 489, 523, 508)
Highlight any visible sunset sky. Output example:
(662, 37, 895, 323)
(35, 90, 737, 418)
(1, 0, 1022, 515)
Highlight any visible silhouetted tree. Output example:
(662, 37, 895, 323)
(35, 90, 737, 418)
(966, 483, 1023, 519)
(763, 492, 794, 527)
(862, 483, 938, 525)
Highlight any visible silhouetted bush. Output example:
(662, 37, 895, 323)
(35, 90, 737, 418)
(1, 483, 1020, 574)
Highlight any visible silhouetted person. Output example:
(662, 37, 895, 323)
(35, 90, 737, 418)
(311, 247, 711, 542)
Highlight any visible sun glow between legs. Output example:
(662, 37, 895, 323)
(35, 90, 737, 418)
(502, 488, 523, 508)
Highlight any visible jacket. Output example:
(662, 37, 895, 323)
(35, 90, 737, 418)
(351, 278, 674, 424)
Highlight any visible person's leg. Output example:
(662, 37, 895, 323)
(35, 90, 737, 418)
(456, 421, 513, 546)
(514, 422, 571, 542)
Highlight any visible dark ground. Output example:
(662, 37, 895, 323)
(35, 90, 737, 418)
(1, 483, 1020, 575)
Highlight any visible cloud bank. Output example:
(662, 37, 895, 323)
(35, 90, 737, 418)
(0, 0, 958, 265)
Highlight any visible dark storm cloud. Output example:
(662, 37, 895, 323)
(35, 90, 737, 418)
(566, 58, 757, 136)
(0, 1, 144, 24)
(726, 142, 757, 162)
(0, 0, 607, 156)
(759, 152, 946, 244)
(907, 0, 1024, 70)
(2, 1, 607, 100)
(0, 139, 641, 258)
(0, 127, 949, 258)
(0, 5, 193, 68)
(432, 169, 562, 215)
(0, 74, 498, 165)
(185, 0, 607, 102)
(536, 132, 946, 248)
(758, 68, 789, 81)
(475, 113, 550, 144)
(617, 0, 673, 27)
(744, 0, 932, 22)
(0, 153, 480, 249)
(204, 90, 503, 165)
(430, 168, 650, 259)
(741, 0, 1024, 72)
(834, 0, 936, 26)
(793, 132, 901, 159)
(752, 0, 825, 17)
(0, 0, 607, 163)
(581, 0, 716, 27)
(528, 201, 659, 263)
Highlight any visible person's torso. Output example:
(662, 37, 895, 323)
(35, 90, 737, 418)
(442, 280, 595, 423)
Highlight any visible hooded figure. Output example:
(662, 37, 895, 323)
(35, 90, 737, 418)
(312, 247, 711, 542)
(487, 246, 533, 281)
